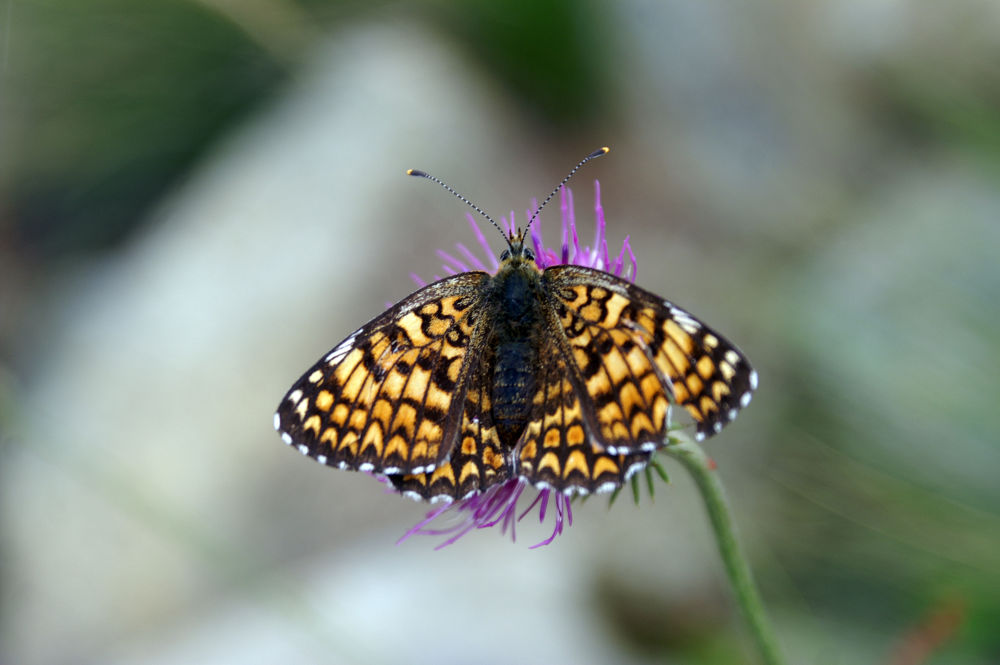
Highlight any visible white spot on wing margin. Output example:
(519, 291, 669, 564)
(325, 330, 360, 364)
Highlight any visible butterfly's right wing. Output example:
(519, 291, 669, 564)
(274, 272, 491, 476)
(542, 265, 757, 447)
(515, 265, 756, 494)
(514, 330, 654, 494)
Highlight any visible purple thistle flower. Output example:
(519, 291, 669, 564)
(396, 180, 640, 549)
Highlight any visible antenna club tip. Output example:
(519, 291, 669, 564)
(406, 169, 426, 177)
(600, 146, 610, 154)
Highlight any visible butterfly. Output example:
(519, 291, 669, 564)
(274, 149, 757, 503)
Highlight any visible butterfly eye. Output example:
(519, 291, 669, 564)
(524, 247, 535, 261)
(500, 249, 511, 261)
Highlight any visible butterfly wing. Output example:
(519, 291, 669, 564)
(274, 272, 493, 476)
(514, 331, 654, 493)
(542, 264, 757, 448)
(387, 346, 512, 501)
(515, 264, 758, 493)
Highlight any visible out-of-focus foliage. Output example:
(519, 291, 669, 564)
(2, 0, 285, 257)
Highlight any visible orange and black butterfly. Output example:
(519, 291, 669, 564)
(275, 148, 756, 502)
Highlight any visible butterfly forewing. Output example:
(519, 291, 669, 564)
(543, 265, 757, 446)
(275, 272, 492, 476)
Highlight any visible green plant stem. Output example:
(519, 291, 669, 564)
(662, 436, 785, 665)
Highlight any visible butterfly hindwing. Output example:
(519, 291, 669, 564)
(275, 272, 492, 476)
(515, 330, 654, 493)
(388, 349, 512, 500)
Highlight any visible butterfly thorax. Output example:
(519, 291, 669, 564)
(489, 240, 544, 448)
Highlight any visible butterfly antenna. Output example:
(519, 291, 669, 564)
(524, 146, 609, 234)
(406, 168, 509, 244)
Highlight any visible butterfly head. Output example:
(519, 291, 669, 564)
(498, 229, 536, 267)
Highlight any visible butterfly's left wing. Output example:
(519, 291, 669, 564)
(274, 272, 493, 477)
(386, 347, 513, 501)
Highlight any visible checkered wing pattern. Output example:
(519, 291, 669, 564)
(515, 329, 654, 493)
(274, 272, 497, 482)
(387, 349, 512, 500)
(514, 265, 757, 492)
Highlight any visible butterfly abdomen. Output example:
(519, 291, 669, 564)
(492, 340, 536, 447)
(489, 262, 544, 447)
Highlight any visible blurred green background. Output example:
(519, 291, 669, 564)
(2, 1, 999, 664)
